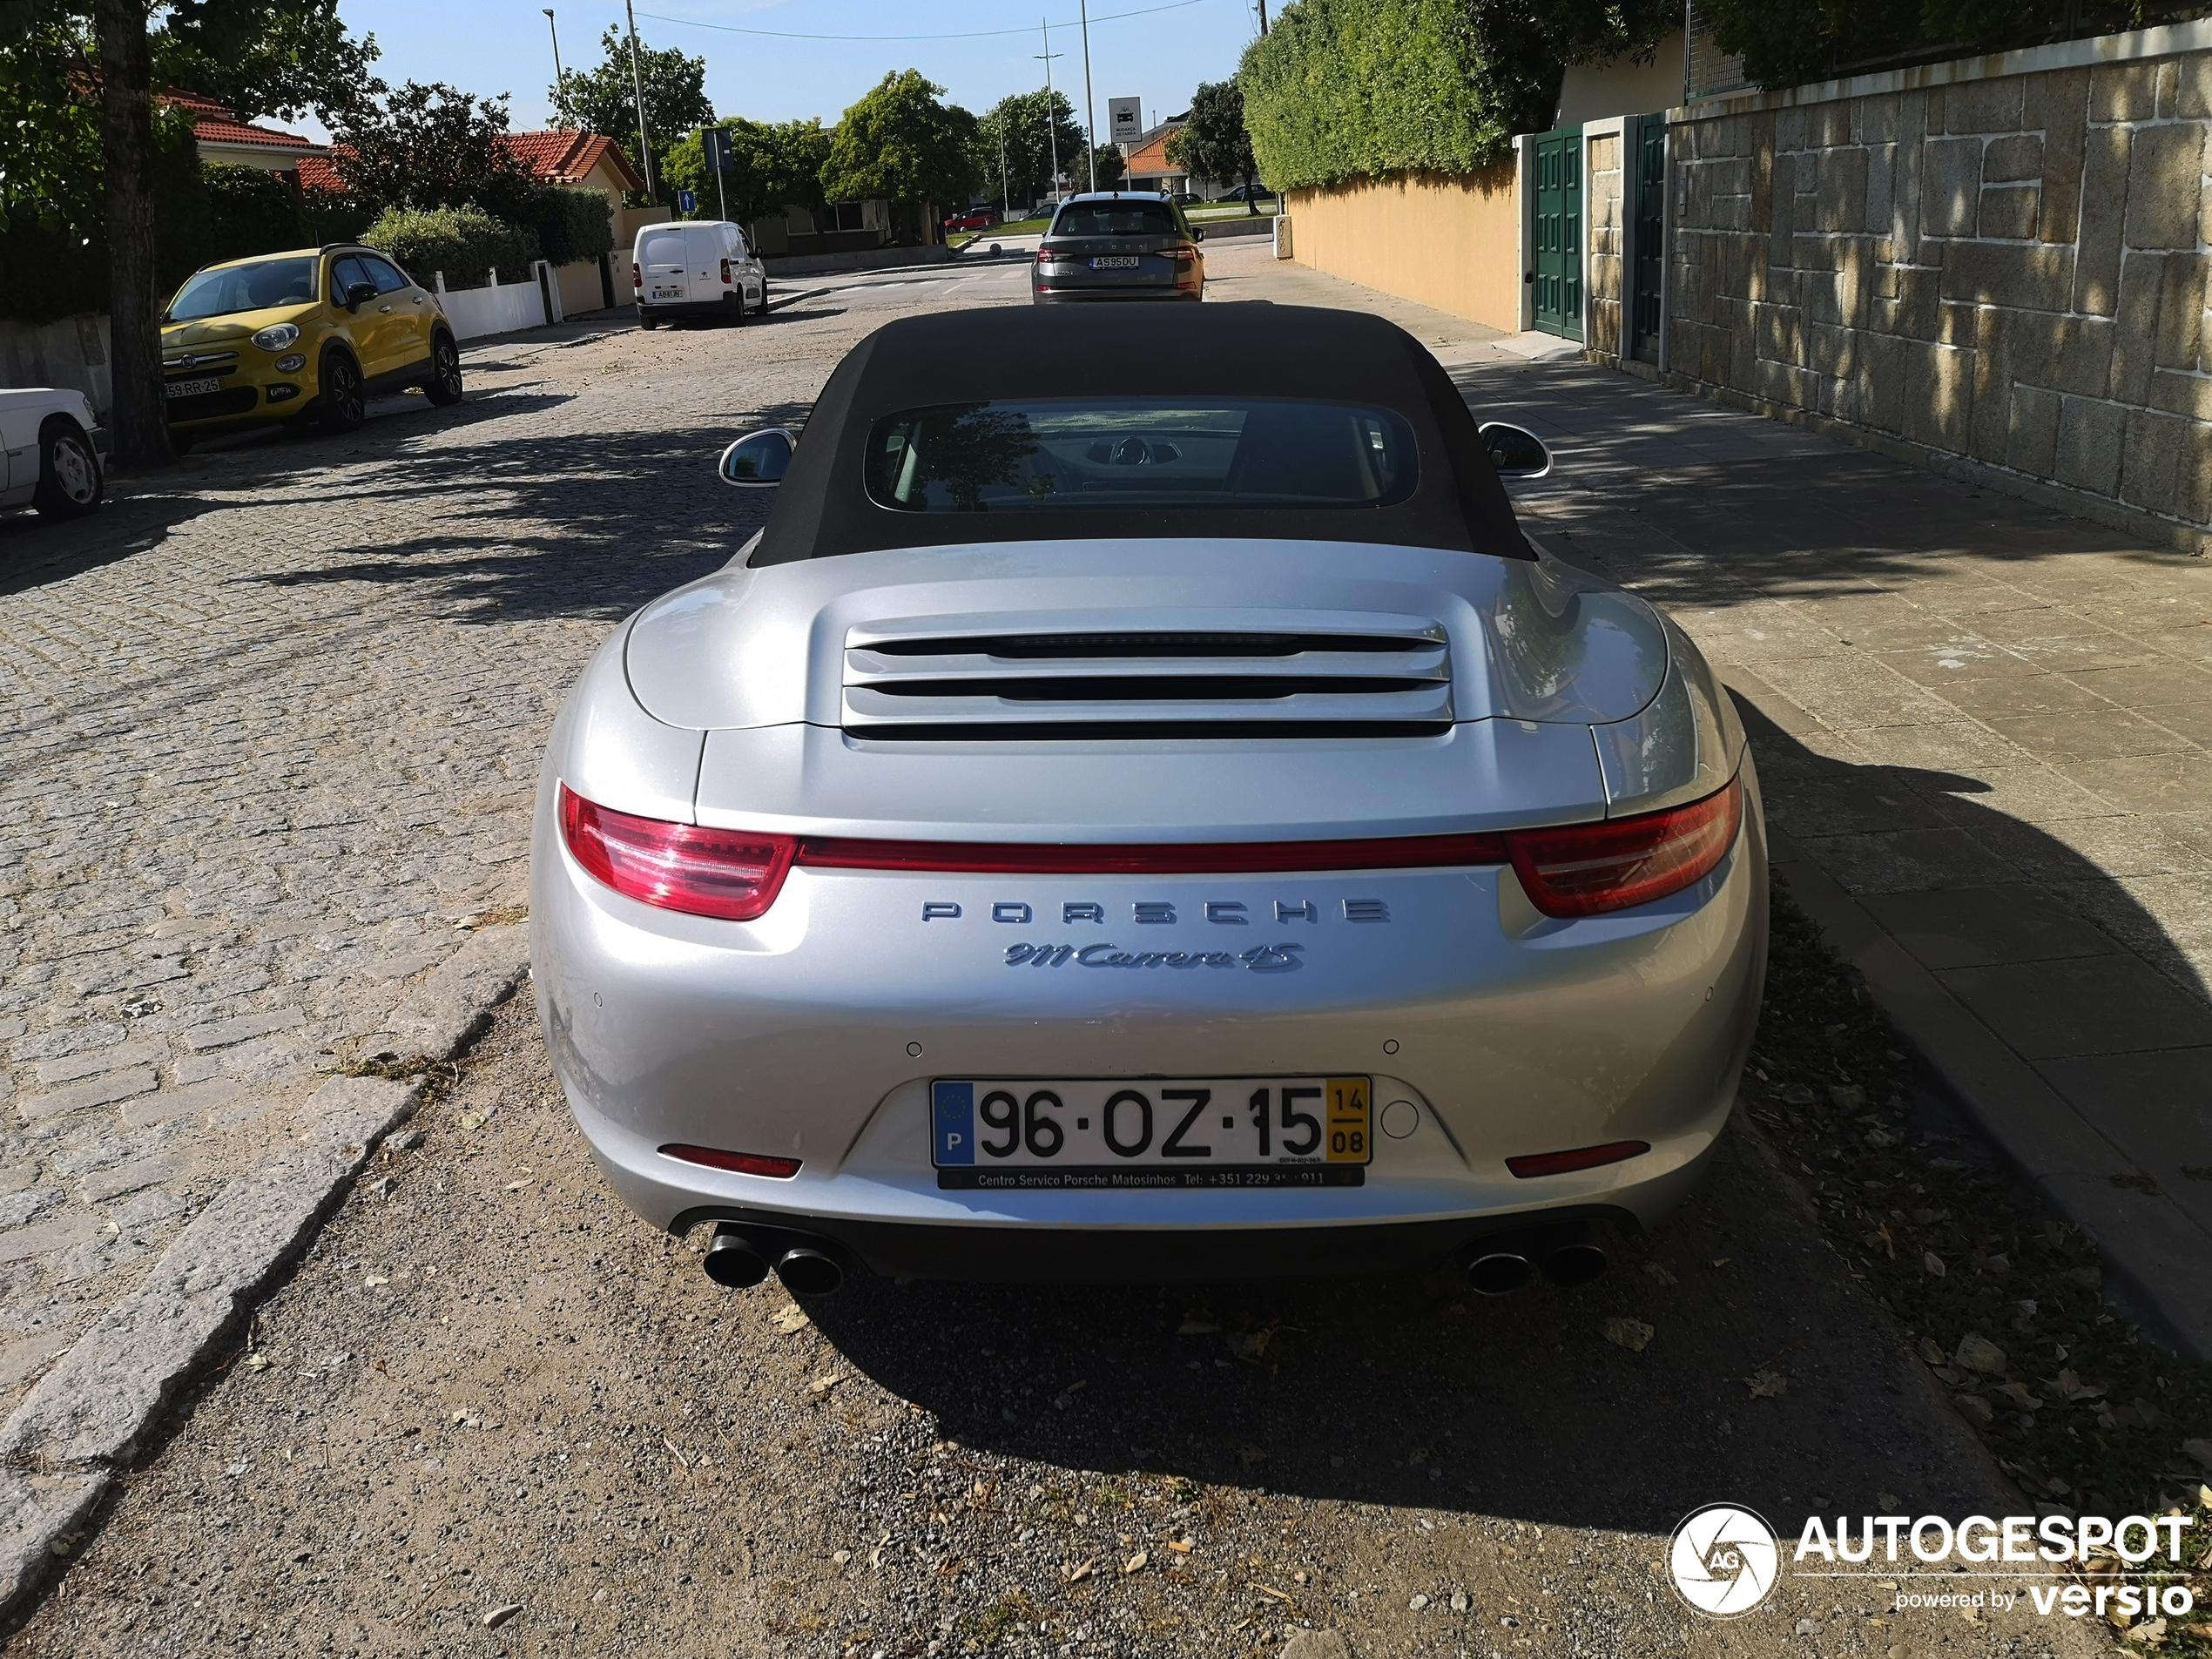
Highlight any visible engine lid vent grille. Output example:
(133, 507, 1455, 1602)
(843, 618, 1452, 740)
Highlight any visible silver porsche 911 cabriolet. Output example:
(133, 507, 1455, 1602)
(530, 303, 1767, 1298)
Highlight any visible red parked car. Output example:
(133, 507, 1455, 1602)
(944, 207, 1000, 232)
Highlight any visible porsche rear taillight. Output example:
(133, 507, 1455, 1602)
(1507, 776, 1742, 919)
(558, 785, 796, 921)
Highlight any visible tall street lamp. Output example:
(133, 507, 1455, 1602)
(1078, 0, 1098, 192)
(1035, 20, 1063, 205)
(543, 10, 567, 126)
(624, 0, 658, 202)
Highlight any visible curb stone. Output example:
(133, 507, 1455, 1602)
(0, 926, 530, 1621)
(1769, 832, 2212, 1361)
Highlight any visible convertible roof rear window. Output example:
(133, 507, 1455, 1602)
(865, 400, 1417, 514)
(747, 304, 1534, 563)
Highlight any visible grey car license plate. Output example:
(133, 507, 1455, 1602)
(1089, 255, 1142, 269)
(931, 1076, 1371, 1190)
(165, 377, 219, 399)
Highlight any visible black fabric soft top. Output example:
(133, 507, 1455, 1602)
(749, 302, 1533, 565)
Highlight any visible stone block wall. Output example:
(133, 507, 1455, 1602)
(1662, 24, 2212, 549)
(1588, 131, 1627, 359)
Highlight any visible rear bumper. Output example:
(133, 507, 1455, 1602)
(637, 295, 744, 322)
(530, 758, 1770, 1277)
(1032, 286, 1202, 303)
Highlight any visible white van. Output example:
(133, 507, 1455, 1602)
(631, 220, 767, 327)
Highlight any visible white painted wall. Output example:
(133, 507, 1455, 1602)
(1556, 31, 1686, 126)
(433, 269, 550, 341)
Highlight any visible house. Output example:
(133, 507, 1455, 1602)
(164, 92, 329, 172)
(498, 131, 648, 216)
(1117, 115, 1189, 195)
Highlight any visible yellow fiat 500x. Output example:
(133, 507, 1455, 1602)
(160, 244, 463, 448)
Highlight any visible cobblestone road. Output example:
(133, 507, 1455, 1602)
(0, 266, 1022, 1413)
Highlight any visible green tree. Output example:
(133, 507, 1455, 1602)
(331, 81, 541, 217)
(1166, 80, 1258, 210)
(821, 71, 980, 239)
(0, 0, 381, 468)
(973, 89, 1083, 211)
(1695, 0, 2128, 90)
(1091, 143, 1127, 191)
(664, 116, 832, 226)
(553, 25, 711, 202)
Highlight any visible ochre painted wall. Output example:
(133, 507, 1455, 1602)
(1285, 167, 1522, 334)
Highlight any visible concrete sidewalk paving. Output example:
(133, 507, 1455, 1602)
(1226, 242, 2212, 1354)
(1474, 358, 2212, 1353)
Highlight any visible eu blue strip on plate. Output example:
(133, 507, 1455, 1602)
(932, 1081, 974, 1165)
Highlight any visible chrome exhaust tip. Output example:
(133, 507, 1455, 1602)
(774, 1244, 843, 1297)
(1465, 1249, 1536, 1297)
(1541, 1242, 1608, 1288)
(703, 1224, 771, 1289)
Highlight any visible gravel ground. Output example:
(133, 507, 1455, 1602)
(1, 986, 2112, 1659)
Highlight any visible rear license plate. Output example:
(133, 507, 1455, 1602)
(165, 378, 219, 399)
(651, 286, 684, 299)
(932, 1076, 1371, 1190)
(1089, 255, 1142, 269)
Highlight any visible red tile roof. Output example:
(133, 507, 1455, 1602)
(501, 131, 646, 193)
(163, 91, 322, 152)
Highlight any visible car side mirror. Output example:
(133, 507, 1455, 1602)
(718, 428, 795, 487)
(345, 282, 377, 309)
(1190, 226, 1204, 240)
(1478, 421, 1551, 479)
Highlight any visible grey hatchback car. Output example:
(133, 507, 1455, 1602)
(1032, 192, 1204, 303)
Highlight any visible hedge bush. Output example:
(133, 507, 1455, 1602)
(361, 203, 540, 291)
(1239, 0, 1550, 191)
(204, 164, 307, 263)
(523, 186, 614, 268)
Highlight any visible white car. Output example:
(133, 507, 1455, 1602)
(631, 220, 767, 328)
(0, 387, 105, 519)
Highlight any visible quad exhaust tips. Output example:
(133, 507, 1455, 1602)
(702, 1225, 846, 1295)
(1462, 1224, 1608, 1295)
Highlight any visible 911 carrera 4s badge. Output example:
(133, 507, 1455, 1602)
(1003, 941, 1305, 971)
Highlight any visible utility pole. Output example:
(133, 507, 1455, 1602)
(1035, 20, 1063, 205)
(1257, 0, 1269, 32)
(1078, 0, 1098, 192)
(543, 10, 568, 125)
(624, 0, 658, 202)
(999, 121, 1009, 220)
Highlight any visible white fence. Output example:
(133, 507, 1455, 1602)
(433, 262, 555, 341)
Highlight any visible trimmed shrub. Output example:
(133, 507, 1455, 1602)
(204, 164, 307, 264)
(361, 203, 540, 290)
(524, 186, 614, 268)
(1239, 0, 1552, 191)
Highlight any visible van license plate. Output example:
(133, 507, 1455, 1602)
(652, 287, 683, 300)
(165, 378, 219, 399)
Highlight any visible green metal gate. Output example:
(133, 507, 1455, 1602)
(1629, 112, 1667, 363)
(1531, 126, 1582, 341)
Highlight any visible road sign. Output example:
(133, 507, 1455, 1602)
(678, 188, 697, 214)
(1108, 97, 1142, 145)
(703, 126, 733, 175)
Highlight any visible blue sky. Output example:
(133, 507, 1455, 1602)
(327, 0, 1264, 140)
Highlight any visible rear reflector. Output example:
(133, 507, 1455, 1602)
(557, 772, 1739, 923)
(559, 785, 797, 921)
(796, 832, 1508, 876)
(1507, 777, 1742, 919)
(1506, 1140, 1650, 1178)
(659, 1143, 801, 1178)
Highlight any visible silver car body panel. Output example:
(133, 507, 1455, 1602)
(533, 535, 1765, 1276)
